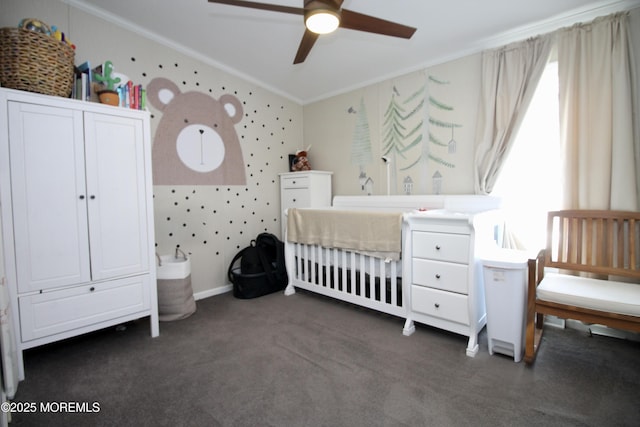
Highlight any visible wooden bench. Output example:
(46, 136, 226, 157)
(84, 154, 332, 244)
(525, 210, 640, 364)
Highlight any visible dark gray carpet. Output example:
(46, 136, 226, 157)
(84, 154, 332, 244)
(8, 290, 640, 427)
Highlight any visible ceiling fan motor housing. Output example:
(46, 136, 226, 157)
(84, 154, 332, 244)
(304, 1, 342, 34)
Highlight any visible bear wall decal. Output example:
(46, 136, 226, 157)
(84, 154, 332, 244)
(147, 77, 246, 185)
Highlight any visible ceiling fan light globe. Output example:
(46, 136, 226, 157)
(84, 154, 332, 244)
(305, 9, 340, 34)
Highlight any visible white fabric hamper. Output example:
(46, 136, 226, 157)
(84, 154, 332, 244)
(156, 253, 196, 321)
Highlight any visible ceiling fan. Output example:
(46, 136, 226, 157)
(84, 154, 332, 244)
(208, 0, 417, 64)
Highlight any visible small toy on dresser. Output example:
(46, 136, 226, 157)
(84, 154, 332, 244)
(291, 147, 312, 171)
(93, 60, 121, 106)
(18, 18, 75, 49)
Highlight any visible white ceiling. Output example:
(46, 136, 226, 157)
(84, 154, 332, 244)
(65, 0, 639, 104)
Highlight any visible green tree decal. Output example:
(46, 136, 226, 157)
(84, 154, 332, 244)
(426, 75, 460, 170)
(419, 75, 461, 192)
(351, 97, 372, 167)
(382, 85, 425, 193)
(350, 97, 374, 193)
(382, 74, 462, 194)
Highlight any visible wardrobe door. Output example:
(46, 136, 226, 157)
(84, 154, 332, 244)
(8, 102, 90, 292)
(83, 112, 149, 280)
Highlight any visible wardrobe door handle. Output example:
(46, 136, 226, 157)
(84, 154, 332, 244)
(90, 195, 96, 200)
(79, 195, 85, 200)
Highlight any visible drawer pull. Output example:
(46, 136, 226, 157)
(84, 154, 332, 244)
(79, 195, 85, 200)
(434, 303, 440, 309)
(435, 245, 441, 250)
(292, 181, 296, 184)
(89, 287, 95, 292)
(435, 274, 441, 279)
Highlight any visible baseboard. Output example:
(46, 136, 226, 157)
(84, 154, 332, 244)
(544, 315, 566, 329)
(194, 285, 232, 301)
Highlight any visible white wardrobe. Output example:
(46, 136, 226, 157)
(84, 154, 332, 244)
(0, 88, 159, 382)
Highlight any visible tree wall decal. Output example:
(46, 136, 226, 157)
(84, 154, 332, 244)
(381, 73, 463, 194)
(427, 76, 460, 167)
(350, 97, 374, 194)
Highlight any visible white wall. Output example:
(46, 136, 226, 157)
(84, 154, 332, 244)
(0, 0, 303, 298)
(305, 6, 640, 199)
(304, 54, 481, 197)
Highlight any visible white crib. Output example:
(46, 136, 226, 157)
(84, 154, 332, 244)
(284, 231, 406, 317)
(283, 195, 502, 329)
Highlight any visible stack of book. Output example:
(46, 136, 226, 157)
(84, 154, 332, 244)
(72, 61, 146, 110)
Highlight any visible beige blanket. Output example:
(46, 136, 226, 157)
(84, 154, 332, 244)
(286, 208, 403, 261)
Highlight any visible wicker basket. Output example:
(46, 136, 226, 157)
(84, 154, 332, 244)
(0, 27, 75, 98)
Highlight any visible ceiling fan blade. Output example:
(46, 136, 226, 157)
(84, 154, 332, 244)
(340, 9, 416, 39)
(208, 0, 304, 15)
(293, 30, 320, 64)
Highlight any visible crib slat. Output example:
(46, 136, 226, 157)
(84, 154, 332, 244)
(310, 245, 317, 284)
(390, 261, 398, 306)
(333, 248, 340, 290)
(342, 250, 348, 291)
(379, 258, 386, 302)
(350, 252, 356, 295)
(295, 243, 302, 281)
(323, 247, 331, 288)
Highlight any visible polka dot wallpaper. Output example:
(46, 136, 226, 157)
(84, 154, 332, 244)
(29, 6, 306, 297)
(140, 58, 302, 296)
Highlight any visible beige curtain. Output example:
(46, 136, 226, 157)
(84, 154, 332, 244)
(558, 12, 638, 210)
(474, 35, 553, 194)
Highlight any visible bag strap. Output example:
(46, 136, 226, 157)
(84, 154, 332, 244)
(256, 242, 277, 285)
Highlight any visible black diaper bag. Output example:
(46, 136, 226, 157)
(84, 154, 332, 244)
(228, 233, 288, 299)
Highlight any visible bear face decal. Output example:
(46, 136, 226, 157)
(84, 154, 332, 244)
(147, 77, 246, 185)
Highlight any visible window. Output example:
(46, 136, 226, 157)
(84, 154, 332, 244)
(492, 61, 562, 251)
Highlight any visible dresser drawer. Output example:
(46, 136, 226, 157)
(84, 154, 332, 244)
(411, 285, 470, 325)
(282, 188, 310, 208)
(19, 275, 151, 342)
(412, 231, 469, 263)
(412, 259, 468, 294)
(281, 175, 309, 189)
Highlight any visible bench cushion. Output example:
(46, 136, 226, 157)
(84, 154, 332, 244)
(537, 273, 640, 317)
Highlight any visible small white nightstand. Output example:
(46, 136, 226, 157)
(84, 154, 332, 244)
(279, 171, 332, 238)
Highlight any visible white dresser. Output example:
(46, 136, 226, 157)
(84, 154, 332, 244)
(0, 88, 159, 380)
(402, 209, 502, 356)
(279, 171, 332, 237)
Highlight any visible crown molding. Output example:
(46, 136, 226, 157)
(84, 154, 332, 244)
(306, 0, 640, 104)
(61, 0, 303, 104)
(63, 0, 639, 105)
